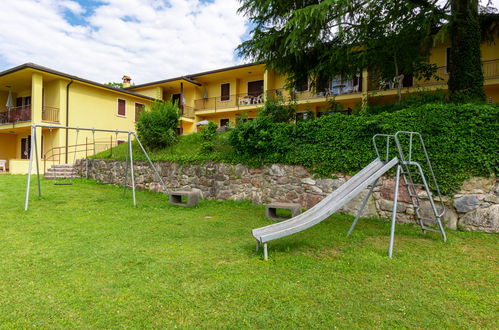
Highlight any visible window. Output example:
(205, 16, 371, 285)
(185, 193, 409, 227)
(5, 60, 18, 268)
(247, 80, 264, 97)
(16, 96, 31, 108)
(135, 103, 144, 121)
(220, 83, 230, 101)
(21, 136, 31, 159)
(295, 77, 308, 92)
(220, 118, 230, 127)
(295, 112, 308, 122)
(117, 99, 126, 116)
(171, 93, 181, 105)
(402, 74, 413, 88)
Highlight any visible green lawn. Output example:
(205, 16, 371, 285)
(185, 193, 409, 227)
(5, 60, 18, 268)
(95, 131, 238, 164)
(1, 175, 497, 328)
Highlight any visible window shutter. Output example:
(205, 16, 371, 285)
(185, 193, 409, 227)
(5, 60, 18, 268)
(221, 83, 230, 101)
(118, 99, 126, 116)
(135, 103, 144, 121)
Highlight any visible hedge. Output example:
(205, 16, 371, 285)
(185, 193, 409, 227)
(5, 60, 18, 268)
(230, 103, 498, 194)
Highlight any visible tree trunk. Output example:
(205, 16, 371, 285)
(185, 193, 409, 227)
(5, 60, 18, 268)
(448, 0, 485, 102)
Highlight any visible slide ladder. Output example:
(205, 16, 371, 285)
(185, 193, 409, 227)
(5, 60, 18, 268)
(253, 131, 446, 260)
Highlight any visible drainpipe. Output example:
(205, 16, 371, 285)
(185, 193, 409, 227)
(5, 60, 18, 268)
(65, 80, 73, 163)
(180, 82, 184, 135)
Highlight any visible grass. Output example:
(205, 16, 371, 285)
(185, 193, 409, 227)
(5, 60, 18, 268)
(1, 175, 498, 328)
(95, 131, 238, 164)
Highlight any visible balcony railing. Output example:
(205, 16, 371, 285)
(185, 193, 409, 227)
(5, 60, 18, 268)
(266, 85, 361, 103)
(181, 105, 195, 119)
(42, 106, 60, 122)
(368, 59, 499, 92)
(0, 105, 31, 125)
(483, 59, 499, 79)
(0, 105, 60, 125)
(194, 92, 264, 112)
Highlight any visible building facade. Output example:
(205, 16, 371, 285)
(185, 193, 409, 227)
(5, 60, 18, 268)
(0, 63, 152, 173)
(0, 39, 497, 173)
(127, 39, 499, 134)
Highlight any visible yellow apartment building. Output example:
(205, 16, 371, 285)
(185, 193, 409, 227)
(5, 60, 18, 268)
(0, 39, 497, 174)
(127, 39, 499, 134)
(0, 63, 153, 174)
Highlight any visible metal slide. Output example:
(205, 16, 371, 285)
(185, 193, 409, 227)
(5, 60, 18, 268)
(253, 157, 399, 260)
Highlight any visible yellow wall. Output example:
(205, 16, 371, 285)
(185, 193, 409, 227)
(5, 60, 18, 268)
(0, 70, 152, 173)
(0, 134, 16, 169)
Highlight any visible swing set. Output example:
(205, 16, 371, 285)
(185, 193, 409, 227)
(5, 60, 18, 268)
(24, 124, 168, 211)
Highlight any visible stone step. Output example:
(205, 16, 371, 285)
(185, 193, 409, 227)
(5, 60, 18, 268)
(44, 175, 79, 179)
(45, 171, 77, 176)
(50, 164, 75, 168)
(47, 167, 75, 172)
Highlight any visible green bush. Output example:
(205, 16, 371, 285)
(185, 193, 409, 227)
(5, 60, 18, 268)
(258, 99, 296, 123)
(136, 101, 180, 150)
(230, 103, 498, 194)
(200, 121, 218, 153)
(366, 90, 448, 115)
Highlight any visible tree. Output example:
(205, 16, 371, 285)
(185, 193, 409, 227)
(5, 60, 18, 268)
(136, 101, 180, 150)
(237, 0, 496, 103)
(105, 82, 124, 88)
(448, 0, 485, 101)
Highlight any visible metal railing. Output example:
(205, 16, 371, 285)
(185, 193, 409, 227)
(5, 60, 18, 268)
(0, 105, 31, 124)
(266, 85, 361, 103)
(482, 59, 499, 79)
(43, 138, 118, 173)
(0, 105, 60, 125)
(41, 106, 59, 122)
(194, 92, 264, 112)
(182, 105, 195, 119)
(367, 59, 499, 92)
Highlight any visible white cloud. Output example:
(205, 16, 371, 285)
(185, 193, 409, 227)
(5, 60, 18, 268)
(0, 0, 249, 84)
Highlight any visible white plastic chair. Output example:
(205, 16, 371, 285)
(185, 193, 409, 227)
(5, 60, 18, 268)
(0, 160, 6, 172)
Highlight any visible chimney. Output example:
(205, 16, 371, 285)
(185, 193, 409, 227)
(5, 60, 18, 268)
(122, 75, 132, 88)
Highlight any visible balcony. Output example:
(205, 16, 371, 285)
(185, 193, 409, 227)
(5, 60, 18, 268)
(0, 105, 60, 125)
(0, 105, 31, 125)
(367, 59, 499, 92)
(42, 106, 60, 122)
(181, 105, 195, 119)
(266, 85, 361, 103)
(194, 93, 264, 112)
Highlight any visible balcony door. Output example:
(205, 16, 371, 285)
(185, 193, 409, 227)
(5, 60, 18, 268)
(21, 136, 31, 159)
(247, 80, 264, 97)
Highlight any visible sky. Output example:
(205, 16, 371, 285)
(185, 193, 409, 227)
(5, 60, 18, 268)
(0, 0, 497, 85)
(0, 0, 250, 84)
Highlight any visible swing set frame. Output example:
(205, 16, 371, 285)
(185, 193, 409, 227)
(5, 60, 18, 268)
(24, 124, 168, 211)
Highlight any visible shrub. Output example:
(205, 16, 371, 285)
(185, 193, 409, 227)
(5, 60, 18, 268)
(200, 121, 218, 153)
(257, 99, 296, 123)
(230, 103, 498, 194)
(366, 90, 448, 115)
(136, 100, 180, 150)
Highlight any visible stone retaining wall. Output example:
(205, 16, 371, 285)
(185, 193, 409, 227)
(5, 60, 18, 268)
(75, 159, 499, 233)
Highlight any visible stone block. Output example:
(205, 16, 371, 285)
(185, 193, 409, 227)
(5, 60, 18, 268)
(168, 190, 200, 208)
(265, 202, 302, 221)
(458, 204, 499, 233)
(340, 189, 378, 217)
(380, 178, 416, 203)
(458, 177, 495, 194)
(454, 195, 480, 213)
(379, 199, 407, 213)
